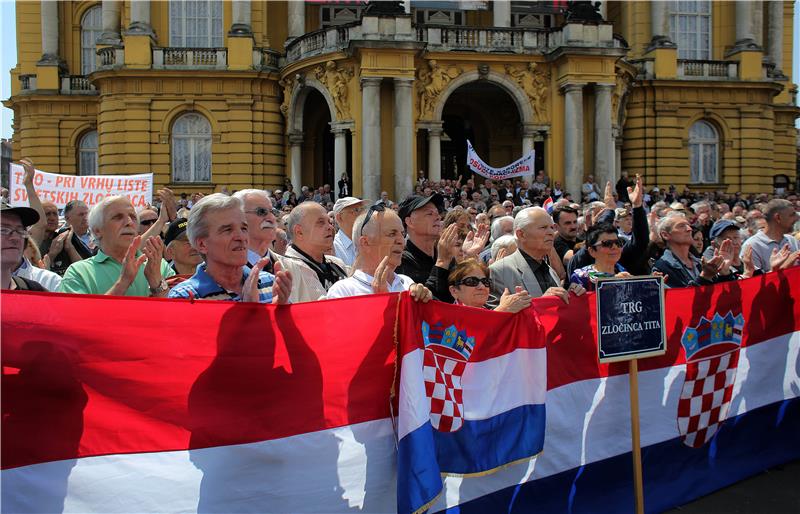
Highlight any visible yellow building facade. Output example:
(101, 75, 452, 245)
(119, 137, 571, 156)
(5, 1, 798, 200)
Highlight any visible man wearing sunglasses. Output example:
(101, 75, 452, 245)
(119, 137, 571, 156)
(332, 197, 369, 267)
(327, 205, 432, 302)
(233, 189, 281, 274)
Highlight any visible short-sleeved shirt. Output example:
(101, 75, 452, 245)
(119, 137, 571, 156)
(326, 269, 415, 299)
(740, 230, 800, 272)
(59, 250, 175, 296)
(333, 230, 357, 267)
(168, 263, 276, 303)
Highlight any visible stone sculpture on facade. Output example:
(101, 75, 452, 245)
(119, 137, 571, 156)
(417, 59, 462, 119)
(315, 60, 354, 120)
(279, 76, 294, 119)
(505, 62, 550, 123)
(612, 71, 632, 126)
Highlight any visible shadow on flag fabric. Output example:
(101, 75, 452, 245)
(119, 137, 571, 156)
(394, 294, 547, 514)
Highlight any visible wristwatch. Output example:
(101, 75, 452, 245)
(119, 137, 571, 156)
(150, 279, 169, 295)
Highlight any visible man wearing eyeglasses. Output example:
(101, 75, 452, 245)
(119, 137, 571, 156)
(1, 200, 46, 291)
(233, 189, 281, 274)
(327, 205, 432, 302)
(48, 199, 95, 276)
(332, 197, 369, 267)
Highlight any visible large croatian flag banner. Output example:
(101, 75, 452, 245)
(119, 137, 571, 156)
(395, 297, 546, 513)
(1, 268, 799, 513)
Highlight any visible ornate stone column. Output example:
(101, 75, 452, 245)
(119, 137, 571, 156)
(752, 1, 764, 48)
(493, 0, 511, 28)
(767, 1, 784, 75)
(128, 0, 153, 35)
(288, 1, 305, 40)
(39, 0, 60, 64)
(594, 83, 615, 190)
(230, 0, 252, 35)
(331, 124, 348, 200)
(393, 78, 414, 202)
(734, 0, 757, 48)
(562, 83, 584, 201)
(427, 125, 443, 183)
(649, 1, 674, 48)
(98, 0, 122, 45)
(361, 77, 382, 201)
(289, 133, 304, 194)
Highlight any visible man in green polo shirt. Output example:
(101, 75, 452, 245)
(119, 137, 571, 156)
(60, 196, 174, 296)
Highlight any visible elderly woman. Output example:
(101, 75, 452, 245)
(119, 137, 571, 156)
(448, 258, 530, 313)
(569, 223, 630, 291)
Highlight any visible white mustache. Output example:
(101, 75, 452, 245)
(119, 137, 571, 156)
(260, 222, 276, 230)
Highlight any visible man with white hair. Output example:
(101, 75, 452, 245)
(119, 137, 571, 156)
(479, 215, 514, 263)
(280, 201, 348, 303)
(332, 196, 369, 267)
(488, 207, 585, 308)
(233, 189, 281, 273)
(168, 194, 291, 303)
(59, 196, 174, 296)
(327, 203, 432, 301)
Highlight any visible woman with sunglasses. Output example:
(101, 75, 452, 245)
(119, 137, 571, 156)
(448, 258, 531, 313)
(569, 223, 631, 291)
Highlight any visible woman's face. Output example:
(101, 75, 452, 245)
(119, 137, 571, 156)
(588, 232, 623, 266)
(692, 230, 704, 253)
(449, 270, 491, 308)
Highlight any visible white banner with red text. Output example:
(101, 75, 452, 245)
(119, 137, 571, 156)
(466, 139, 535, 180)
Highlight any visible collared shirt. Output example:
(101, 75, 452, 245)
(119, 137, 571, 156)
(740, 230, 800, 272)
(289, 244, 347, 290)
(246, 248, 274, 274)
(167, 263, 276, 302)
(397, 239, 436, 285)
(13, 257, 62, 292)
(326, 269, 415, 299)
(519, 249, 558, 293)
(59, 249, 175, 296)
(333, 230, 357, 267)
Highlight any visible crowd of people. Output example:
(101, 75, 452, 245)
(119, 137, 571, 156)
(2, 159, 799, 312)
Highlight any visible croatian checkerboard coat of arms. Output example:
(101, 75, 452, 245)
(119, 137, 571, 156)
(421, 321, 475, 433)
(678, 311, 745, 448)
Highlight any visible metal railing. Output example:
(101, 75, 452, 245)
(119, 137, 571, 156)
(153, 47, 227, 69)
(677, 60, 738, 79)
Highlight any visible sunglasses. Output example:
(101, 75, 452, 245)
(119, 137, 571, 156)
(139, 218, 157, 226)
(359, 202, 386, 236)
(594, 238, 624, 249)
(455, 276, 492, 288)
(245, 207, 276, 218)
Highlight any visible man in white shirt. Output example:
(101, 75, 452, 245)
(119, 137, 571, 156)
(332, 196, 368, 267)
(327, 204, 432, 301)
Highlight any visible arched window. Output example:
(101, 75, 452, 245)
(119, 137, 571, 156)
(689, 121, 719, 184)
(78, 130, 98, 176)
(169, 0, 223, 47)
(81, 6, 103, 75)
(171, 113, 212, 183)
(669, 1, 711, 60)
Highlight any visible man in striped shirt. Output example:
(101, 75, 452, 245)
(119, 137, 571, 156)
(168, 194, 291, 303)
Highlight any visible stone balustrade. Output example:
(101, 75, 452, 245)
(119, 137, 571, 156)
(153, 47, 227, 69)
(60, 75, 97, 94)
(677, 60, 738, 79)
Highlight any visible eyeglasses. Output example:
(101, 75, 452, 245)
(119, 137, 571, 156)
(359, 202, 386, 236)
(245, 207, 276, 218)
(455, 276, 492, 288)
(593, 238, 624, 249)
(139, 218, 157, 226)
(0, 227, 28, 239)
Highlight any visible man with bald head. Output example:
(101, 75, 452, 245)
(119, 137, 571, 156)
(488, 207, 585, 308)
(280, 201, 349, 303)
(233, 189, 281, 273)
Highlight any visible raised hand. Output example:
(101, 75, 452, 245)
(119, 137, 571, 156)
(741, 244, 755, 278)
(142, 235, 164, 289)
(108, 235, 147, 295)
(627, 174, 644, 208)
(435, 223, 460, 268)
(20, 158, 35, 188)
(768, 244, 792, 272)
(271, 260, 292, 304)
(604, 181, 615, 209)
(700, 253, 723, 280)
(717, 239, 735, 275)
(371, 256, 391, 294)
(242, 257, 270, 303)
(462, 223, 490, 257)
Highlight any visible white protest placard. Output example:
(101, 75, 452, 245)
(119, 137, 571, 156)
(8, 163, 154, 210)
(466, 139, 535, 180)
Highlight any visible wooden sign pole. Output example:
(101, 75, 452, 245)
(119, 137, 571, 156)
(629, 359, 645, 514)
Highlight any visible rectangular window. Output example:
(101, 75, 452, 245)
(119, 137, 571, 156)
(670, 1, 711, 60)
(169, 0, 223, 48)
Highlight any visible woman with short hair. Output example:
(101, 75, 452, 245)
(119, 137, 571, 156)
(448, 258, 530, 313)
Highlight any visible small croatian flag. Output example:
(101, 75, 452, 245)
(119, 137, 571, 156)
(542, 196, 554, 214)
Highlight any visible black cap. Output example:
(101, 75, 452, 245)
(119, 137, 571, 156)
(709, 219, 738, 240)
(398, 193, 445, 227)
(0, 199, 40, 227)
(164, 217, 189, 246)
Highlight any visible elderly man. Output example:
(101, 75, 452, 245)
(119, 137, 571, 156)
(396, 193, 445, 284)
(479, 215, 514, 263)
(233, 189, 281, 273)
(332, 197, 368, 267)
(1, 200, 46, 290)
(168, 194, 291, 302)
(488, 207, 585, 308)
(273, 228, 289, 255)
(280, 201, 347, 303)
(59, 196, 175, 296)
(49, 199, 95, 275)
(740, 199, 799, 272)
(704, 219, 744, 275)
(327, 204, 431, 301)
(163, 217, 202, 286)
(653, 214, 735, 288)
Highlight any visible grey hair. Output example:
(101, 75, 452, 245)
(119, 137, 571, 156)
(690, 201, 710, 213)
(584, 201, 606, 217)
(491, 234, 517, 259)
(513, 207, 550, 233)
(656, 212, 687, 238)
(764, 199, 793, 222)
(186, 193, 243, 249)
(88, 195, 128, 239)
(285, 201, 323, 239)
(490, 215, 514, 242)
(233, 188, 272, 207)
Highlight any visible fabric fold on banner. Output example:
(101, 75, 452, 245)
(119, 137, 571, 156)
(395, 295, 546, 514)
(466, 140, 535, 180)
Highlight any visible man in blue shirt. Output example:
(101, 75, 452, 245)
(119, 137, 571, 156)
(169, 194, 292, 303)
